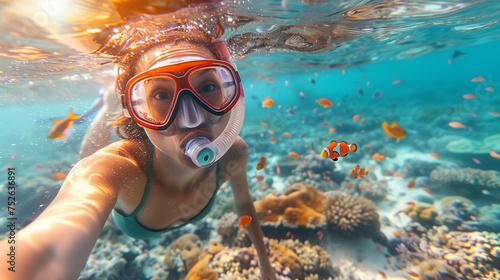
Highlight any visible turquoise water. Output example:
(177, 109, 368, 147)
(1, 0, 500, 279)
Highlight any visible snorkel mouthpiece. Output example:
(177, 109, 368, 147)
(184, 137, 217, 168)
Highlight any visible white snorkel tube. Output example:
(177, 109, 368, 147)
(184, 40, 245, 168)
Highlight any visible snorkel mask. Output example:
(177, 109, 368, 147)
(122, 40, 245, 168)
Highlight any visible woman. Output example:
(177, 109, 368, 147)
(0, 24, 277, 280)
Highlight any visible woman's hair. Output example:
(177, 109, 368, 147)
(112, 29, 220, 140)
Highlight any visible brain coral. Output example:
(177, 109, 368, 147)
(254, 183, 327, 228)
(321, 191, 381, 239)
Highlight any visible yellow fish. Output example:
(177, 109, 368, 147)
(382, 121, 406, 143)
(48, 109, 81, 140)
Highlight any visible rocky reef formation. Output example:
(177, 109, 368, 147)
(184, 238, 339, 280)
(163, 233, 203, 280)
(430, 167, 500, 196)
(254, 183, 387, 245)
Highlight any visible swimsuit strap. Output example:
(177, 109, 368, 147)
(130, 141, 154, 216)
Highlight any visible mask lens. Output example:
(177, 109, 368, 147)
(130, 76, 177, 125)
(188, 66, 236, 109)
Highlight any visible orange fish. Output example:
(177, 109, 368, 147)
(352, 114, 360, 122)
(328, 127, 335, 134)
(236, 215, 252, 228)
(372, 153, 385, 162)
(429, 153, 440, 158)
(367, 165, 375, 170)
(489, 150, 500, 159)
(262, 97, 275, 108)
(266, 77, 275, 82)
(281, 132, 291, 137)
(485, 87, 494, 92)
(299, 91, 305, 99)
(448, 121, 468, 129)
(463, 94, 477, 99)
(391, 231, 401, 238)
(392, 79, 401, 85)
(253, 173, 265, 182)
(320, 122, 329, 127)
(288, 152, 300, 159)
(320, 140, 357, 161)
(382, 121, 407, 143)
(350, 165, 368, 178)
(422, 188, 433, 195)
(408, 272, 420, 278)
(34, 164, 44, 168)
(48, 109, 81, 140)
(406, 180, 416, 189)
(471, 76, 485, 82)
(261, 122, 268, 128)
(315, 98, 333, 108)
(488, 111, 500, 117)
(406, 201, 416, 206)
(256, 156, 267, 170)
(269, 137, 277, 143)
(472, 158, 480, 164)
(51, 172, 67, 181)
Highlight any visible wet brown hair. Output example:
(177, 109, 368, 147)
(112, 30, 220, 140)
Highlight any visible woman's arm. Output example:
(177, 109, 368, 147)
(227, 137, 278, 280)
(0, 154, 123, 280)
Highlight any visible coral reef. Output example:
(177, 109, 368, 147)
(402, 158, 440, 177)
(352, 178, 388, 202)
(321, 191, 382, 240)
(423, 227, 500, 279)
(430, 167, 500, 195)
(184, 239, 339, 280)
(163, 233, 203, 279)
(254, 183, 327, 228)
(254, 184, 386, 244)
(216, 212, 251, 247)
(288, 154, 345, 188)
(418, 259, 458, 280)
(402, 203, 440, 228)
(80, 225, 169, 280)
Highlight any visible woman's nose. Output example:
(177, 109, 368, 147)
(176, 95, 205, 129)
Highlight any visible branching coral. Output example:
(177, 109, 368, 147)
(321, 191, 381, 239)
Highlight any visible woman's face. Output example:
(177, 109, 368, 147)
(135, 41, 230, 168)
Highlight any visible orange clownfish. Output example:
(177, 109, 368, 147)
(350, 165, 368, 178)
(236, 215, 252, 228)
(256, 156, 267, 170)
(320, 140, 357, 161)
(48, 109, 81, 140)
(382, 121, 407, 143)
(315, 98, 333, 108)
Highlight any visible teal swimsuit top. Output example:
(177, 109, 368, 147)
(111, 143, 220, 239)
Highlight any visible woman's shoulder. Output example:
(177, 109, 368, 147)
(77, 139, 150, 178)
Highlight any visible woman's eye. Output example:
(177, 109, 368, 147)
(154, 91, 169, 100)
(200, 83, 218, 93)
